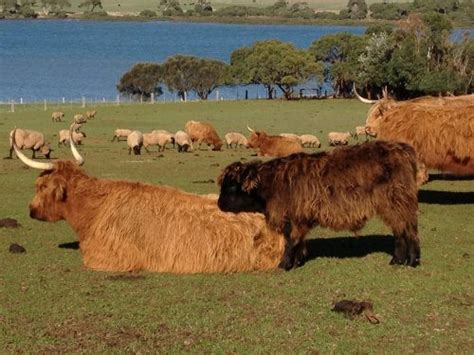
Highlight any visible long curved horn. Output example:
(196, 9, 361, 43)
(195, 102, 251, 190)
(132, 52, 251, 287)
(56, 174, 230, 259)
(353, 83, 378, 104)
(247, 125, 255, 133)
(11, 128, 54, 170)
(69, 124, 84, 166)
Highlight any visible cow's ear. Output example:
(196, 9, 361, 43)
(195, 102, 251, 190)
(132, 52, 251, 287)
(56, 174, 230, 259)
(51, 177, 67, 202)
(217, 162, 242, 186)
(241, 165, 260, 192)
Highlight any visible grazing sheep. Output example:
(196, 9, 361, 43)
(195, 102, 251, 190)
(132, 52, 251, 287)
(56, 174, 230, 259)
(143, 130, 175, 152)
(174, 130, 193, 152)
(328, 132, 352, 146)
(58, 130, 86, 147)
(51, 111, 65, 122)
(299, 134, 321, 148)
(127, 131, 144, 155)
(354, 126, 369, 141)
(73, 114, 86, 124)
(9, 128, 51, 159)
(85, 110, 97, 120)
(224, 132, 248, 149)
(112, 129, 132, 142)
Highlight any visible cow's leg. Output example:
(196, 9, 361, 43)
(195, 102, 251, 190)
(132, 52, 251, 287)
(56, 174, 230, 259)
(278, 221, 296, 271)
(383, 213, 420, 266)
(9, 146, 13, 159)
(390, 234, 408, 265)
(403, 221, 420, 267)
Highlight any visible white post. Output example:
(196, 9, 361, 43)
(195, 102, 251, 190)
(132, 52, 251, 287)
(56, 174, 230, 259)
(140, 94, 143, 104)
(62, 97, 65, 104)
(20, 98, 23, 104)
(184, 91, 187, 102)
(151, 92, 154, 104)
(10, 100, 14, 113)
(44, 99, 47, 111)
(103, 97, 106, 103)
(216, 89, 219, 101)
(82, 96, 85, 108)
(116, 94, 120, 105)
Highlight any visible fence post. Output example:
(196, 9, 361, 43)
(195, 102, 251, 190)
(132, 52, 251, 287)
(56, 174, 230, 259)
(44, 99, 47, 111)
(216, 89, 219, 101)
(10, 100, 14, 113)
(151, 92, 154, 104)
(62, 97, 65, 104)
(82, 96, 85, 108)
(116, 94, 120, 105)
(20, 98, 23, 104)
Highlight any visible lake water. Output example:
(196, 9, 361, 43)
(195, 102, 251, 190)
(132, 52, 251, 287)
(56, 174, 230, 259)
(0, 20, 367, 102)
(0, 20, 471, 102)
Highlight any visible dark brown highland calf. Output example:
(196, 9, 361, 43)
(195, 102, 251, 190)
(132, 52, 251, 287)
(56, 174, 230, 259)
(218, 140, 421, 270)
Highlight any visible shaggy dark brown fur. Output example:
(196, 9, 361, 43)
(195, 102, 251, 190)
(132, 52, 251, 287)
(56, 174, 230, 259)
(218, 140, 420, 269)
(26, 161, 285, 273)
(247, 130, 302, 157)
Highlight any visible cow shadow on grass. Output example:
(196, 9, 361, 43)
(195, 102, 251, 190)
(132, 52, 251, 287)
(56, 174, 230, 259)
(418, 190, 474, 205)
(305, 234, 393, 261)
(428, 173, 474, 182)
(58, 241, 79, 250)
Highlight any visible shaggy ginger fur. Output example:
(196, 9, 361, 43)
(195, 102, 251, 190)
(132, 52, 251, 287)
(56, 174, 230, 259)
(248, 130, 302, 157)
(28, 161, 284, 273)
(374, 103, 474, 176)
(185, 120, 223, 151)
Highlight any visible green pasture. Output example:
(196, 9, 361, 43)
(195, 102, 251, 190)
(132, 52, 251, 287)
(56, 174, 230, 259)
(0, 100, 472, 353)
(66, 0, 383, 13)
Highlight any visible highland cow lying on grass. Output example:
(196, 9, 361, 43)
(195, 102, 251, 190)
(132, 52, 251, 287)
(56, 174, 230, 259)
(12, 129, 285, 273)
(218, 140, 421, 270)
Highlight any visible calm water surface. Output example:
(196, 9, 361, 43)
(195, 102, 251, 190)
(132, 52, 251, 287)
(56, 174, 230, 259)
(1, 20, 471, 102)
(0, 20, 367, 101)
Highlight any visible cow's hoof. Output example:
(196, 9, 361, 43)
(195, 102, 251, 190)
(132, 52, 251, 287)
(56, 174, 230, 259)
(389, 257, 406, 265)
(407, 258, 420, 268)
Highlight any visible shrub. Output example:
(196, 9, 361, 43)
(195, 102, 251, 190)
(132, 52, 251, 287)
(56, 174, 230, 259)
(139, 9, 157, 17)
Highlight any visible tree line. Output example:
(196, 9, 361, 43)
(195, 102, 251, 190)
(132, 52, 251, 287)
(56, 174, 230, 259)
(1, 1, 472, 27)
(118, 13, 473, 101)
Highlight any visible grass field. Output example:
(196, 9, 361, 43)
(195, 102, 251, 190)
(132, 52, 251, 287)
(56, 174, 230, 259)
(66, 0, 384, 13)
(0, 99, 472, 353)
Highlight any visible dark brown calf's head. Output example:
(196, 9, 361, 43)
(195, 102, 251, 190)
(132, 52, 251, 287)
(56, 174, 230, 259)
(217, 161, 266, 214)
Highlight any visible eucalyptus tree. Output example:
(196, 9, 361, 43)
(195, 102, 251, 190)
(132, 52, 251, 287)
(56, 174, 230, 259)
(230, 40, 322, 99)
(308, 33, 366, 97)
(117, 63, 164, 100)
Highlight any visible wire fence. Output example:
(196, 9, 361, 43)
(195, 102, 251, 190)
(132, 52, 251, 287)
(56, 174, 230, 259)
(0, 87, 329, 114)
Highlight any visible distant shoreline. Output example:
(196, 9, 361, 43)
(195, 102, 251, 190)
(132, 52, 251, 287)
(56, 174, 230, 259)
(0, 13, 399, 28)
(2, 14, 472, 28)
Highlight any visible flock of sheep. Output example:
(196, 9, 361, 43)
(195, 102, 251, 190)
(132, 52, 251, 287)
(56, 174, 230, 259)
(9, 108, 370, 161)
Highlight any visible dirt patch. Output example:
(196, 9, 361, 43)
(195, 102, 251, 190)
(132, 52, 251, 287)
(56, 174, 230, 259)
(210, 163, 220, 167)
(192, 179, 215, 184)
(332, 299, 379, 324)
(106, 273, 146, 281)
(9, 243, 26, 253)
(0, 218, 21, 228)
